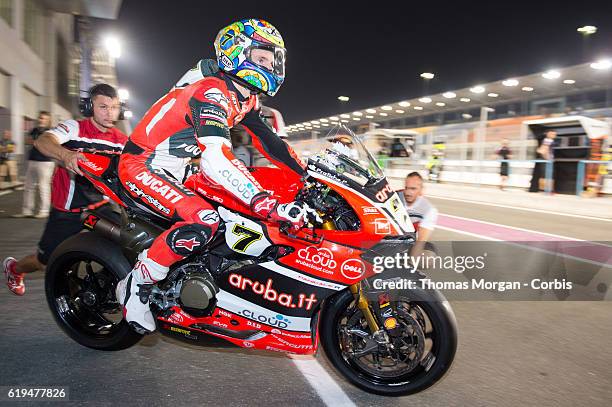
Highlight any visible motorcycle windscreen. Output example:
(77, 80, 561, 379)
(306, 125, 414, 234)
(309, 125, 385, 185)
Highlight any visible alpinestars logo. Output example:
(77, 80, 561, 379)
(175, 237, 200, 252)
(204, 88, 229, 109)
(125, 181, 171, 215)
(253, 196, 276, 213)
(135, 261, 154, 283)
(197, 209, 220, 225)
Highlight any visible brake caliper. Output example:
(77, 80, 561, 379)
(376, 293, 402, 338)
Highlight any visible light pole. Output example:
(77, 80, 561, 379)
(337, 95, 349, 121)
(577, 25, 597, 61)
(77, 17, 92, 92)
(477, 107, 494, 159)
(475, 106, 495, 183)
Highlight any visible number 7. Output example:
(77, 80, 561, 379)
(231, 224, 262, 252)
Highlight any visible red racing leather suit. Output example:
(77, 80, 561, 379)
(118, 60, 304, 282)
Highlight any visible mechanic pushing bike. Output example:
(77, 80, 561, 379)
(116, 18, 320, 333)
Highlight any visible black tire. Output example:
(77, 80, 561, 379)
(320, 288, 457, 396)
(423, 241, 438, 255)
(45, 233, 143, 351)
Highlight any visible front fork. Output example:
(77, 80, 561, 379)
(349, 283, 379, 332)
(349, 282, 401, 336)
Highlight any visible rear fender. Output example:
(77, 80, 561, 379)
(79, 153, 126, 207)
(47, 232, 133, 280)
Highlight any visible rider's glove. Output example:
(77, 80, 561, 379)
(250, 192, 321, 231)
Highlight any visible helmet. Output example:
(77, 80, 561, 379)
(214, 19, 286, 97)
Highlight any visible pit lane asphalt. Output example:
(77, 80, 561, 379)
(429, 194, 612, 242)
(1, 189, 611, 406)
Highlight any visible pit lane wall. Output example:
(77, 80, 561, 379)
(289, 110, 611, 195)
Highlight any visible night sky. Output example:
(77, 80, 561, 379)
(93, 1, 612, 125)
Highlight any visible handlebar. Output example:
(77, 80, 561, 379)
(279, 222, 324, 245)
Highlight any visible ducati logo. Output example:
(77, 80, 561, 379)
(175, 237, 200, 252)
(81, 160, 104, 172)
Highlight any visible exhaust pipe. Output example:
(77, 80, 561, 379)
(81, 211, 121, 241)
(80, 210, 162, 258)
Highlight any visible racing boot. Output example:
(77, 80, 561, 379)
(116, 250, 168, 334)
(3, 257, 25, 296)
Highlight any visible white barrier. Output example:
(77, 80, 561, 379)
(382, 158, 612, 193)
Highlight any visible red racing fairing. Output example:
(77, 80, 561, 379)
(153, 163, 404, 354)
(78, 132, 414, 355)
(46, 124, 456, 397)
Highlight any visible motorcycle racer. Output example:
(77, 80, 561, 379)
(116, 18, 318, 333)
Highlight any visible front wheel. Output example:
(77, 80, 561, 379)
(320, 288, 457, 396)
(45, 233, 143, 351)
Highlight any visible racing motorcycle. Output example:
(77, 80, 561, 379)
(45, 126, 457, 396)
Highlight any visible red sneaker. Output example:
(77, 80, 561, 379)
(3, 257, 25, 296)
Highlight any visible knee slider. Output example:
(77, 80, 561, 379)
(166, 224, 212, 256)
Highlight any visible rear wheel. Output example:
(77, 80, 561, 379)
(45, 233, 142, 350)
(320, 289, 457, 396)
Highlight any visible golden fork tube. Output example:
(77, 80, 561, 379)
(319, 210, 335, 230)
(349, 283, 379, 332)
(317, 215, 378, 329)
(321, 219, 335, 230)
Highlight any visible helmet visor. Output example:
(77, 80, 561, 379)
(246, 44, 286, 78)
